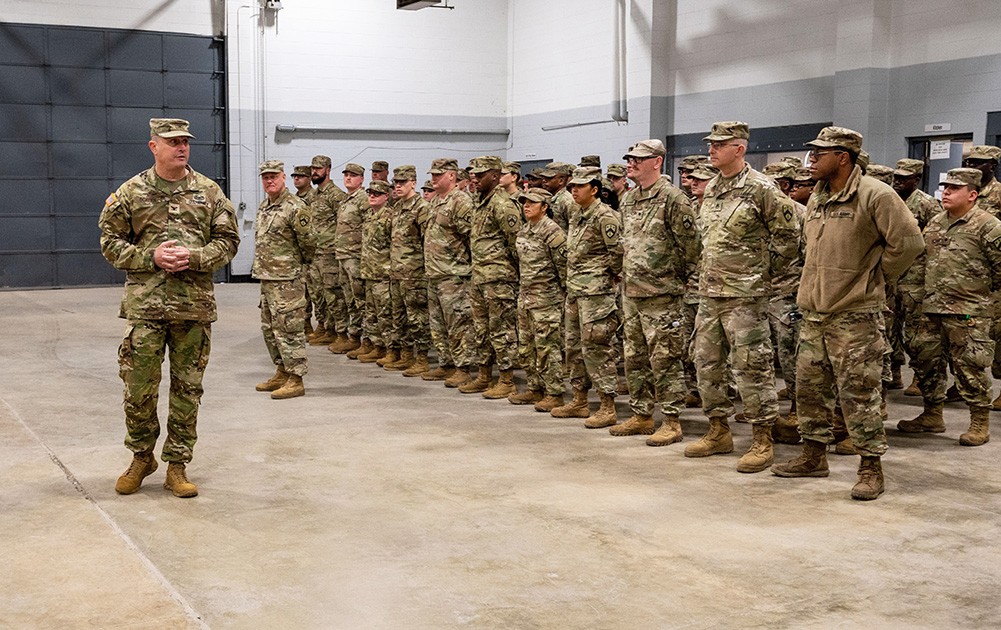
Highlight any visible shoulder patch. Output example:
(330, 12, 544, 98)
(105, 193, 117, 206)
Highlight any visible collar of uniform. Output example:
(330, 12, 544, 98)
(396, 193, 419, 210)
(814, 164, 862, 206)
(144, 166, 197, 193)
(266, 186, 293, 207)
(705, 162, 749, 197)
(317, 179, 333, 192)
(477, 186, 500, 207)
(576, 198, 604, 223)
(942, 206, 979, 227)
(635, 174, 668, 201)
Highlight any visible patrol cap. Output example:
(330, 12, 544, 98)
(428, 158, 459, 174)
(965, 145, 1001, 162)
(893, 158, 925, 177)
(568, 166, 603, 186)
(502, 161, 522, 175)
(367, 180, 392, 195)
(805, 126, 863, 154)
(623, 139, 666, 160)
(678, 155, 710, 170)
(342, 163, 365, 175)
(580, 155, 601, 167)
(421, 179, 434, 191)
(528, 167, 546, 179)
(456, 168, 469, 181)
(866, 164, 894, 184)
(942, 167, 983, 188)
(606, 164, 627, 178)
(780, 156, 803, 168)
(518, 187, 553, 204)
(392, 165, 417, 181)
(762, 162, 790, 177)
(792, 167, 815, 183)
(538, 161, 574, 178)
(703, 121, 750, 142)
(467, 155, 504, 174)
(292, 165, 311, 177)
(311, 155, 332, 168)
(149, 118, 194, 139)
(371, 160, 389, 172)
(689, 165, 720, 181)
(857, 150, 871, 172)
(259, 160, 284, 174)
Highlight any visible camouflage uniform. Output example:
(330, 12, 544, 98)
(976, 178, 1001, 216)
(516, 214, 568, 395)
(550, 188, 577, 232)
(360, 191, 394, 347)
(253, 184, 316, 377)
(619, 176, 700, 417)
(894, 184, 941, 369)
(312, 179, 349, 335)
(296, 185, 321, 324)
(389, 191, 431, 353)
(100, 163, 239, 463)
(768, 201, 806, 398)
(335, 186, 368, 338)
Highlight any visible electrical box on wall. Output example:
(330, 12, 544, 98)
(397, 0, 442, 10)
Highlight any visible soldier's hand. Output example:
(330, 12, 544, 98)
(154, 239, 183, 272)
(171, 246, 191, 272)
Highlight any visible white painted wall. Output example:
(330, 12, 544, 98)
(4, 0, 221, 36)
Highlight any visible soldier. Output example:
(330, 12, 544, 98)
(763, 162, 796, 195)
(292, 165, 316, 201)
(500, 161, 522, 197)
(963, 145, 1001, 215)
(421, 180, 435, 202)
(866, 164, 894, 185)
(606, 163, 630, 197)
(580, 155, 601, 168)
(688, 121, 800, 474)
(551, 166, 623, 427)
(508, 188, 568, 410)
(896, 168, 1001, 446)
(371, 160, 390, 183)
(772, 126, 922, 501)
(423, 158, 476, 387)
(385, 165, 432, 376)
(456, 167, 473, 195)
(335, 163, 368, 358)
(677, 155, 710, 198)
(101, 117, 239, 498)
(608, 140, 699, 445)
(539, 162, 576, 231)
(524, 167, 544, 190)
(461, 156, 523, 398)
(308, 155, 351, 351)
(292, 165, 318, 336)
(356, 180, 395, 363)
(252, 160, 315, 400)
(788, 167, 815, 204)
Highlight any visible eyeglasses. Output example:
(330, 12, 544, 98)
(807, 149, 844, 161)
(625, 156, 656, 164)
(706, 141, 738, 151)
(367, 191, 387, 196)
(792, 181, 816, 188)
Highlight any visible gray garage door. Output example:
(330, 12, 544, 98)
(0, 22, 227, 288)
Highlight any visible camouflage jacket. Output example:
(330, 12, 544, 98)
(619, 176, 699, 298)
(470, 186, 522, 284)
(976, 178, 1001, 216)
(335, 188, 368, 260)
(550, 188, 576, 232)
(897, 188, 942, 288)
(424, 187, 473, 278)
(566, 199, 622, 297)
(296, 187, 317, 204)
(312, 180, 348, 254)
(360, 203, 394, 281)
(252, 187, 315, 281)
(98, 166, 239, 322)
(922, 207, 1001, 315)
(515, 216, 567, 309)
(390, 193, 430, 281)
(770, 201, 807, 299)
(698, 163, 800, 298)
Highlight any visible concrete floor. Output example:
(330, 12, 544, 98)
(1, 284, 999, 629)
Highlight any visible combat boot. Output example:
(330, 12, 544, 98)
(483, 369, 516, 399)
(772, 410, 801, 445)
(307, 323, 326, 343)
(326, 333, 348, 353)
(585, 392, 617, 429)
(271, 374, 305, 399)
(960, 406, 991, 446)
(385, 349, 414, 371)
(163, 462, 198, 498)
(646, 415, 683, 446)
(423, 364, 453, 381)
(255, 366, 289, 392)
(887, 364, 903, 390)
(851, 456, 884, 500)
(736, 423, 775, 473)
(310, 327, 337, 346)
(777, 387, 789, 401)
(115, 452, 158, 495)
(683, 417, 734, 458)
(358, 345, 386, 364)
(444, 367, 470, 388)
(332, 334, 360, 354)
(459, 365, 492, 393)
(402, 352, 429, 377)
(896, 402, 946, 433)
(771, 439, 829, 477)
(992, 390, 1001, 411)
(609, 413, 654, 436)
(347, 338, 372, 360)
(376, 347, 399, 368)
(903, 376, 921, 397)
(534, 394, 564, 413)
(685, 391, 702, 408)
(508, 388, 543, 405)
(551, 388, 590, 418)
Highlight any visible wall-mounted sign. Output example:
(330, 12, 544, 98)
(929, 140, 951, 160)
(924, 123, 952, 133)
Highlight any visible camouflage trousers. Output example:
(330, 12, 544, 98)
(305, 260, 320, 321)
(885, 283, 904, 367)
(363, 279, 392, 347)
(389, 278, 431, 352)
(565, 293, 620, 395)
(681, 299, 699, 393)
(517, 302, 565, 395)
(260, 278, 308, 377)
(991, 290, 1001, 379)
(911, 314, 994, 409)
(796, 310, 888, 457)
(469, 279, 519, 370)
(897, 285, 926, 367)
(338, 257, 365, 338)
(694, 297, 778, 425)
(428, 275, 474, 368)
(623, 294, 686, 417)
(767, 295, 801, 399)
(316, 253, 347, 334)
(118, 319, 210, 463)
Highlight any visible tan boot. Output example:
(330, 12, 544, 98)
(444, 367, 471, 388)
(771, 439, 829, 477)
(772, 410, 801, 445)
(736, 424, 775, 473)
(376, 347, 399, 367)
(646, 415, 683, 446)
(402, 352, 430, 377)
(347, 338, 372, 360)
(903, 376, 922, 397)
(683, 417, 734, 458)
(271, 374, 305, 399)
(777, 387, 789, 401)
(326, 333, 348, 353)
(585, 392, 618, 429)
(114, 452, 157, 495)
(459, 365, 492, 393)
(992, 391, 1001, 411)
(358, 345, 386, 364)
(887, 364, 903, 389)
(255, 366, 289, 392)
(385, 349, 414, 371)
(960, 406, 991, 446)
(307, 323, 326, 343)
(896, 402, 946, 433)
(851, 456, 884, 501)
(609, 413, 654, 436)
(551, 388, 590, 418)
(332, 334, 360, 354)
(423, 364, 453, 381)
(163, 462, 198, 498)
(534, 394, 564, 413)
(310, 328, 337, 346)
(483, 369, 516, 399)
(508, 388, 543, 405)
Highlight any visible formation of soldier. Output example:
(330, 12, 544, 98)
(102, 117, 1001, 502)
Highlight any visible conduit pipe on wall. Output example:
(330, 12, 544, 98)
(274, 124, 510, 136)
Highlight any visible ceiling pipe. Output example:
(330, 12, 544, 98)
(274, 124, 509, 136)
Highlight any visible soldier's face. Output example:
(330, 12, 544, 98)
(569, 182, 597, 206)
(473, 170, 499, 193)
(707, 141, 742, 170)
(422, 190, 435, 201)
(678, 169, 694, 193)
(522, 200, 546, 223)
(343, 172, 364, 192)
(372, 170, 388, 182)
(940, 183, 977, 213)
(808, 149, 844, 182)
(499, 172, 518, 188)
(690, 178, 710, 199)
(431, 171, 454, 193)
(292, 174, 311, 191)
(261, 172, 285, 197)
(149, 136, 189, 170)
(311, 166, 329, 185)
(962, 159, 996, 183)
(367, 190, 388, 209)
(790, 180, 815, 203)
(393, 179, 415, 199)
(540, 176, 562, 194)
(608, 175, 627, 193)
(892, 174, 919, 199)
